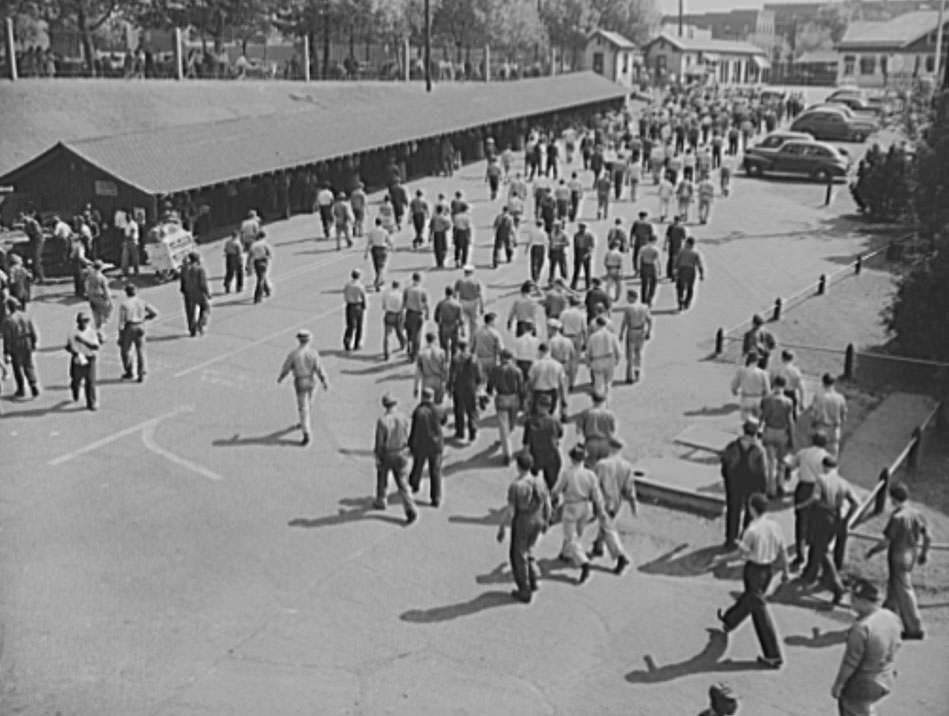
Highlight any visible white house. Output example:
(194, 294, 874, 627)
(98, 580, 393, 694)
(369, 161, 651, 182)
(836, 10, 949, 87)
(583, 29, 640, 87)
(643, 33, 771, 85)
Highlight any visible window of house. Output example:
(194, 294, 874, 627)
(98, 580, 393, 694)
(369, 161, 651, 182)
(732, 61, 741, 82)
(926, 55, 935, 72)
(593, 52, 604, 75)
(859, 55, 876, 75)
(880, 55, 888, 75)
(844, 55, 856, 75)
(622, 52, 629, 73)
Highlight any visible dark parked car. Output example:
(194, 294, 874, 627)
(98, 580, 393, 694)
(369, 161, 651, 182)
(743, 140, 852, 182)
(790, 107, 877, 142)
(744, 130, 814, 160)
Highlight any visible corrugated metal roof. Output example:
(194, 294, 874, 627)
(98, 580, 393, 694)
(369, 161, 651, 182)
(645, 33, 768, 56)
(838, 11, 942, 48)
(589, 29, 638, 49)
(3, 73, 626, 195)
(795, 49, 841, 64)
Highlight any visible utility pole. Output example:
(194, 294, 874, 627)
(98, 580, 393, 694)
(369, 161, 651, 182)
(935, 0, 946, 88)
(678, 0, 684, 37)
(4, 17, 17, 81)
(424, 0, 431, 91)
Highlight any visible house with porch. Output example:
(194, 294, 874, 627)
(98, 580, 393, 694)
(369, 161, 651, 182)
(642, 33, 771, 85)
(582, 29, 641, 87)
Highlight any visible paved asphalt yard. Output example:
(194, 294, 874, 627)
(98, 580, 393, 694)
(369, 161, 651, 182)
(2, 129, 947, 716)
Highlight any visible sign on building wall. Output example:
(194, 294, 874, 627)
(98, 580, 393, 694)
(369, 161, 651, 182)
(94, 180, 118, 197)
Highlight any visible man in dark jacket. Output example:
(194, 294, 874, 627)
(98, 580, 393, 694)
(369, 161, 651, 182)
(448, 338, 483, 442)
(720, 418, 768, 549)
(522, 394, 563, 490)
(408, 387, 447, 506)
(180, 251, 210, 337)
(1, 297, 39, 398)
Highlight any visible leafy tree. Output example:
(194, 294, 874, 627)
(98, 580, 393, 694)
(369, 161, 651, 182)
(540, 0, 595, 69)
(483, 0, 545, 62)
(431, 0, 486, 61)
(137, 0, 272, 52)
(33, 0, 120, 75)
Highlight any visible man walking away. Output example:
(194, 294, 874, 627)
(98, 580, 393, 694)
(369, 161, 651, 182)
(409, 190, 430, 249)
(381, 280, 406, 361)
(589, 437, 635, 574)
(715, 493, 789, 669)
(373, 394, 418, 524)
(402, 273, 429, 360)
(1, 298, 40, 398)
(675, 237, 705, 310)
(449, 339, 483, 442)
(638, 236, 661, 307)
(831, 579, 903, 716)
(117, 284, 157, 383)
(488, 349, 523, 464)
(618, 289, 652, 383)
(223, 231, 244, 293)
(759, 376, 796, 497)
(277, 330, 329, 446)
(342, 269, 367, 351)
(664, 216, 686, 280)
(551, 444, 604, 585)
(522, 393, 563, 490)
(364, 218, 393, 291)
(784, 432, 830, 568)
(408, 387, 446, 506)
(430, 205, 452, 269)
(809, 373, 848, 458)
(720, 420, 768, 549)
(866, 482, 931, 640)
(732, 352, 770, 423)
(249, 231, 274, 303)
(180, 252, 210, 337)
(496, 452, 552, 603)
(415, 332, 449, 404)
(570, 223, 594, 291)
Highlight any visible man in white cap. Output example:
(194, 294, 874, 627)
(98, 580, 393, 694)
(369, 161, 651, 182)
(454, 265, 485, 341)
(277, 329, 329, 446)
(374, 392, 418, 524)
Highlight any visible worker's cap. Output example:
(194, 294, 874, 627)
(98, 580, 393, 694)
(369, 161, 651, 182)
(546, 318, 562, 329)
(5, 297, 21, 312)
(821, 455, 838, 469)
(463, 264, 475, 273)
(742, 418, 760, 435)
(420, 387, 434, 400)
(76, 311, 90, 322)
(296, 329, 312, 341)
(609, 437, 624, 449)
(93, 259, 104, 269)
(578, 222, 587, 229)
(568, 443, 587, 461)
(188, 251, 200, 261)
(381, 393, 398, 407)
(500, 348, 513, 360)
(248, 210, 258, 218)
(591, 392, 606, 404)
(851, 578, 881, 604)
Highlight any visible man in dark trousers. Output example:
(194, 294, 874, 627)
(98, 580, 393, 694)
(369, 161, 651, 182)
(584, 277, 611, 324)
(715, 492, 790, 669)
(1, 298, 39, 398)
(675, 236, 705, 310)
(630, 211, 655, 277)
(179, 251, 210, 337)
(373, 393, 417, 524)
(408, 387, 447, 507)
(663, 215, 686, 280)
(496, 451, 552, 603)
(522, 393, 563, 490)
(448, 338, 483, 442)
(389, 181, 409, 230)
(720, 419, 768, 549)
(571, 223, 594, 291)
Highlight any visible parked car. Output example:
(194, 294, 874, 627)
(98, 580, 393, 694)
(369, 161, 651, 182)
(743, 139, 852, 181)
(790, 107, 878, 142)
(760, 89, 789, 104)
(827, 96, 884, 117)
(827, 87, 864, 102)
(745, 130, 815, 160)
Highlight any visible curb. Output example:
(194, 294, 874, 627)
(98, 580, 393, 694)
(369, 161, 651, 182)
(634, 475, 725, 518)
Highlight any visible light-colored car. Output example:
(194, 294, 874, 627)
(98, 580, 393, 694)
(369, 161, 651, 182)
(743, 140, 852, 181)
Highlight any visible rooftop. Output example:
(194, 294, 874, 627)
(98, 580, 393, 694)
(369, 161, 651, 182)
(588, 29, 637, 49)
(645, 33, 768, 55)
(838, 10, 944, 48)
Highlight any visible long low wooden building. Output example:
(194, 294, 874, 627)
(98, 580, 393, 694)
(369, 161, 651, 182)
(0, 73, 627, 237)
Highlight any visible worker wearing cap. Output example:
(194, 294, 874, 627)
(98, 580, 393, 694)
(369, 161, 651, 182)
(471, 312, 504, 379)
(180, 251, 210, 337)
(277, 330, 329, 446)
(603, 242, 624, 303)
(453, 266, 484, 341)
(117, 284, 158, 383)
(402, 272, 429, 360)
(452, 202, 473, 267)
(589, 437, 636, 575)
(570, 223, 595, 291)
(831, 579, 903, 716)
(1, 297, 40, 398)
(575, 392, 617, 466)
(586, 315, 622, 400)
(84, 259, 113, 331)
(448, 339, 483, 442)
(551, 444, 604, 584)
(331, 191, 355, 250)
(731, 352, 770, 424)
(415, 331, 448, 404)
(434, 286, 463, 355)
(364, 218, 393, 291)
(547, 318, 578, 395)
(527, 342, 566, 419)
(380, 279, 406, 361)
(373, 393, 417, 524)
(720, 419, 768, 548)
(65, 311, 100, 410)
(342, 269, 367, 351)
(408, 387, 447, 506)
(547, 220, 570, 284)
(618, 289, 652, 384)
(522, 393, 563, 490)
(487, 349, 523, 463)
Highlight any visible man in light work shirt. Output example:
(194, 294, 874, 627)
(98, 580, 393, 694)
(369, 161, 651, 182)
(618, 289, 652, 384)
(638, 235, 661, 307)
(551, 444, 604, 584)
(342, 269, 367, 351)
(771, 349, 805, 416)
(471, 312, 504, 379)
(507, 281, 539, 337)
(277, 329, 329, 446)
(117, 284, 157, 383)
(575, 391, 617, 466)
(364, 218, 393, 291)
(589, 437, 635, 575)
(547, 318, 578, 394)
(380, 279, 406, 361)
(559, 295, 587, 361)
(402, 272, 429, 360)
(731, 352, 770, 423)
(415, 332, 449, 404)
(373, 393, 417, 524)
(527, 342, 567, 419)
(785, 432, 830, 568)
(809, 372, 847, 457)
(759, 375, 796, 497)
(454, 265, 485, 341)
(586, 315, 622, 400)
(831, 579, 902, 716)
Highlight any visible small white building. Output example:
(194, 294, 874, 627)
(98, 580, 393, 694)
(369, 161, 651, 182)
(836, 11, 949, 87)
(643, 33, 771, 85)
(583, 29, 640, 87)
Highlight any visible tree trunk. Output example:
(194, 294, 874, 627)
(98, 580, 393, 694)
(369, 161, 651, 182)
(322, 14, 330, 78)
(76, 5, 96, 77)
(349, 22, 355, 59)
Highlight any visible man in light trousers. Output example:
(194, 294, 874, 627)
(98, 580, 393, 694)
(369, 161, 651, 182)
(277, 329, 330, 446)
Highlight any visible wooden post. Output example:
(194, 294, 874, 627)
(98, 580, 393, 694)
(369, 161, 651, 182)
(817, 273, 827, 295)
(855, 255, 862, 275)
(843, 343, 855, 380)
(874, 468, 890, 516)
(483, 43, 490, 82)
(404, 36, 411, 82)
(772, 297, 782, 321)
(303, 35, 311, 82)
(4, 17, 16, 81)
(714, 328, 724, 356)
(173, 27, 184, 80)
(908, 426, 923, 471)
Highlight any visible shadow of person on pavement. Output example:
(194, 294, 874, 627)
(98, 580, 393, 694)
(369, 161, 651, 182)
(449, 506, 507, 527)
(625, 629, 761, 684)
(785, 626, 848, 648)
(289, 495, 406, 529)
(683, 403, 741, 417)
(0, 399, 73, 419)
(400, 590, 515, 623)
(442, 444, 502, 476)
(212, 425, 300, 448)
(535, 556, 581, 584)
(638, 543, 727, 578)
(475, 562, 510, 585)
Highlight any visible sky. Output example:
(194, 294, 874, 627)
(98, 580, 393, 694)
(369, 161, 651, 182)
(657, 0, 831, 16)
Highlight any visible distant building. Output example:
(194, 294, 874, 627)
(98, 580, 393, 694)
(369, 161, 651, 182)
(659, 10, 776, 54)
(582, 29, 641, 87)
(836, 10, 949, 86)
(643, 33, 771, 85)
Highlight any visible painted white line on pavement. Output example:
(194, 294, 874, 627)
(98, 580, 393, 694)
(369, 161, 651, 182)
(141, 422, 223, 482)
(173, 303, 342, 378)
(47, 405, 194, 466)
